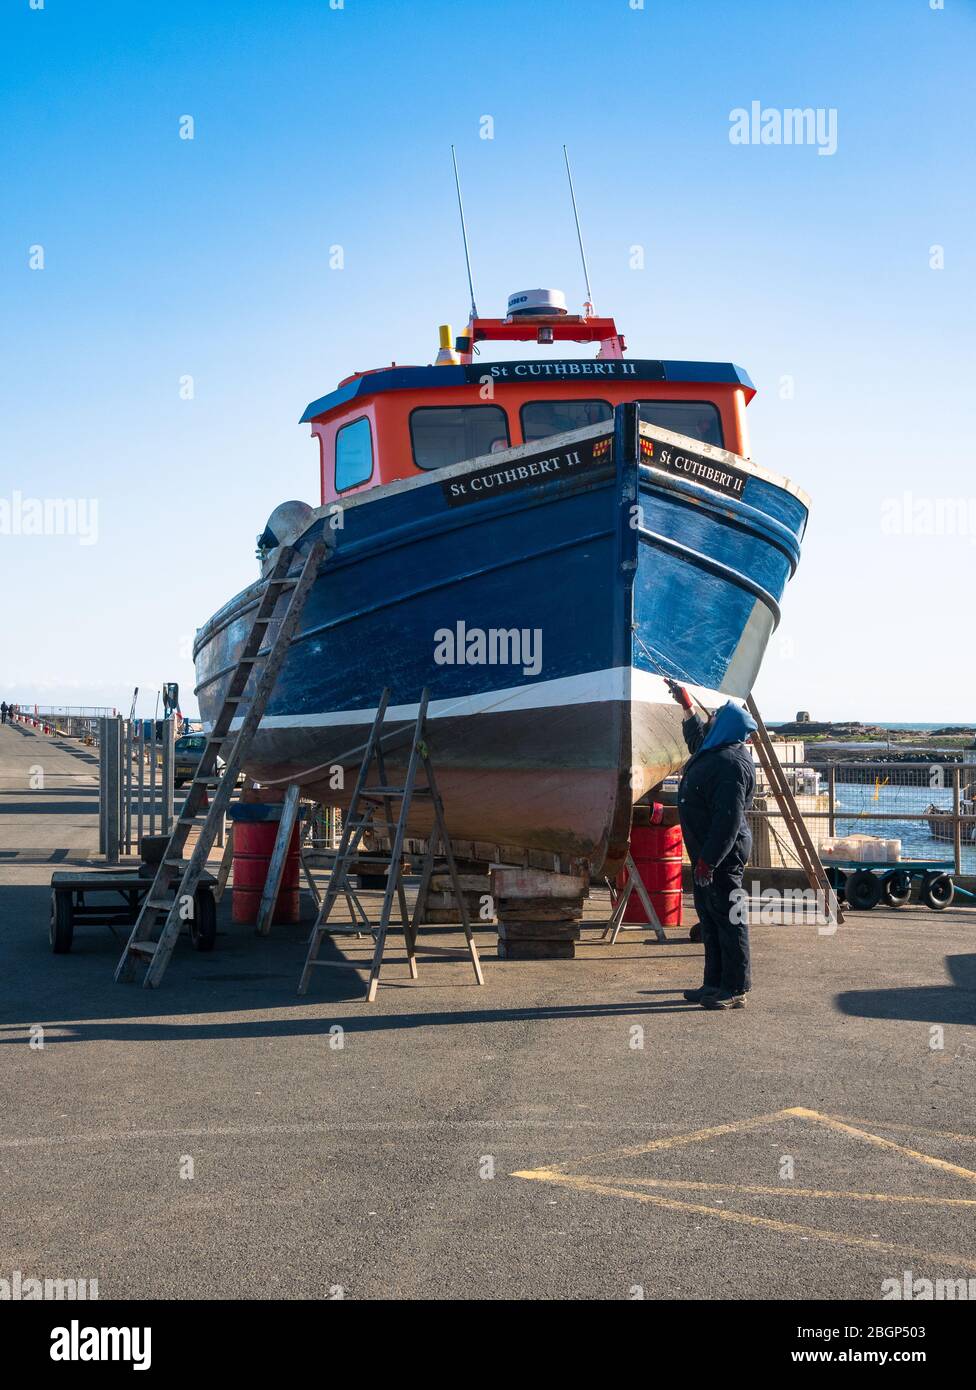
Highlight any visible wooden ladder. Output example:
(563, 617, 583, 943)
(298, 687, 485, 1002)
(115, 538, 328, 986)
(746, 695, 843, 930)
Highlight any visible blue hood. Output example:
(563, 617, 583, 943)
(699, 700, 757, 753)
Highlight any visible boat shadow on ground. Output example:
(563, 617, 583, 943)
(835, 953, 976, 1027)
(0, 998, 702, 1047)
(0, 879, 704, 1041)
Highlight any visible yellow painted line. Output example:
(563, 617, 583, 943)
(512, 1169, 976, 1274)
(586, 1175, 976, 1207)
(547, 1108, 796, 1175)
(833, 1116, 976, 1147)
(551, 1107, 976, 1182)
(786, 1109, 976, 1185)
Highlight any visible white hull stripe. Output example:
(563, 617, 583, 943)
(210, 668, 728, 733)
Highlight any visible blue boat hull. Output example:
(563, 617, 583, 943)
(194, 413, 807, 871)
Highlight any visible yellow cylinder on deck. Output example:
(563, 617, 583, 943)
(435, 323, 459, 365)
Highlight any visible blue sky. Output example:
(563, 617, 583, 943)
(1, 0, 973, 721)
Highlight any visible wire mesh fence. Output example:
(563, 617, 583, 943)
(747, 759, 976, 875)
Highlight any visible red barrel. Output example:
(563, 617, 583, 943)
(620, 822, 684, 926)
(232, 818, 300, 924)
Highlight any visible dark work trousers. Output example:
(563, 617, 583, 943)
(692, 861, 751, 995)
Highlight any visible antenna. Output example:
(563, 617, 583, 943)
(563, 145, 594, 316)
(451, 145, 478, 320)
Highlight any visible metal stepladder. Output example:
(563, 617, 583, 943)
(600, 850, 667, 944)
(115, 538, 329, 987)
(746, 695, 843, 930)
(298, 688, 485, 1003)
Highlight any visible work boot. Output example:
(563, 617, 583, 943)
(702, 991, 747, 1010)
(683, 986, 718, 1004)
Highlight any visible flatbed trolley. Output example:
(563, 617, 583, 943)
(823, 859, 974, 912)
(50, 870, 218, 954)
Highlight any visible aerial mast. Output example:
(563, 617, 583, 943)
(563, 145, 595, 318)
(451, 145, 479, 322)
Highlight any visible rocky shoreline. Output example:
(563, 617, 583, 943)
(770, 720, 976, 767)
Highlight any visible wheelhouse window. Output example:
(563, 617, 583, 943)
(335, 416, 374, 491)
(637, 401, 723, 447)
(409, 406, 510, 471)
(520, 398, 612, 444)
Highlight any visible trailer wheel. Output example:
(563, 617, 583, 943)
(882, 871, 913, 908)
(921, 872, 954, 912)
(845, 870, 882, 911)
(190, 887, 218, 951)
(826, 868, 847, 905)
(50, 891, 74, 953)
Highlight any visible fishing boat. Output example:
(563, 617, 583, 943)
(193, 279, 809, 875)
(925, 784, 976, 844)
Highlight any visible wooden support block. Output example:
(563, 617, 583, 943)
(497, 921, 581, 942)
(425, 891, 487, 910)
(498, 939, 575, 960)
(423, 907, 495, 926)
(496, 899, 583, 922)
(498, 846, 530, 867)
(490, 867, 588, 901)
(348, 859, 388, 877)
(430, 874, 490, 894)
(527, 848, 565, 871)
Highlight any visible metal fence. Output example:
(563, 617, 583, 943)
(98, 716, 181, 862)
(31, 705, 116, 717)
(51, 714, 103, 741)
(10, 709, 104, 741)
(747, 760, 976, 876)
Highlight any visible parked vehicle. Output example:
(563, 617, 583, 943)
(173, 733, 207, 787)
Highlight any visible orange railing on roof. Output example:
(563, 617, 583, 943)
(460, 315, 625, 360)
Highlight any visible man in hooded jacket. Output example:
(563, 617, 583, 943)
(667, 682, 757, 1010)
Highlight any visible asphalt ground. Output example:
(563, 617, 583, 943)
(1, 721, 974, 1300)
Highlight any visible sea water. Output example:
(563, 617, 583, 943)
(830, 780, 973, 871)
